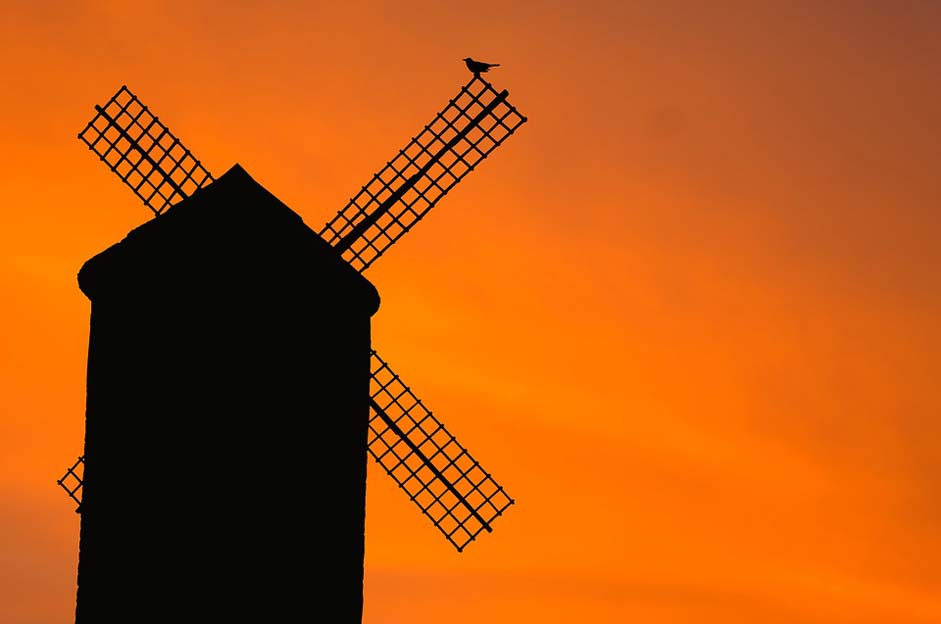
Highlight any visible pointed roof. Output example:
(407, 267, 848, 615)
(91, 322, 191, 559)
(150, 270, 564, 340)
(78, 164, 380, 315)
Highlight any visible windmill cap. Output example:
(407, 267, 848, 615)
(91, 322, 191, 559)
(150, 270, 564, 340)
(78, 164, 380, 316)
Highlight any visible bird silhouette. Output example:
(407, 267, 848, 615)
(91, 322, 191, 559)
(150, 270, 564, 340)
(463, 57, 500, 75)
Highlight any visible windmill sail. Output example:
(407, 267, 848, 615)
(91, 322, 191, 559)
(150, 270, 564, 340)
(368, 350, 514, 552)
(320, 76, 528, 273)
(78, 85, 214, 215)
(57, 456, 84, 513)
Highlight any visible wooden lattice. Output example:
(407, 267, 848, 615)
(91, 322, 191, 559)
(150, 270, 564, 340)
(57, 456, 84, 513)
(368, 350, 514, 552)
(320, 75, 528, 272)
(78, 85, 214, 215)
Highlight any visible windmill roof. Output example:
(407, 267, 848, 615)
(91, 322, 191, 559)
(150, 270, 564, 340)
(78, 164, 380, 315)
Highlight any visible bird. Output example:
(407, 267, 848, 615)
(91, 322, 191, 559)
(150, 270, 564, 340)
(463, 57, 500, 75)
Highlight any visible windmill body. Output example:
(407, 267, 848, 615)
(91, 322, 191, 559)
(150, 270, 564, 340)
(75, 165, 378, 622)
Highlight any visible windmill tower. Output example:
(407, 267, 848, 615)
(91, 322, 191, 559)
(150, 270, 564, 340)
(57, 69, 527, 622)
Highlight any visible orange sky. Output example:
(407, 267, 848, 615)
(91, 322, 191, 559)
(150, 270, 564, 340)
(2, 1, 940, 622)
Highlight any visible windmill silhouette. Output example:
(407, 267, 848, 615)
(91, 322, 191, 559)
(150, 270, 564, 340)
(57, 70, 527, 622)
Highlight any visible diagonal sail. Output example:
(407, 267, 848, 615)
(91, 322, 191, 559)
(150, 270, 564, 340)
(320, 76, 528, 273)
(368, 350, 514, 552)
(78, 85, 214, 215)
(57, 455, 84, 512)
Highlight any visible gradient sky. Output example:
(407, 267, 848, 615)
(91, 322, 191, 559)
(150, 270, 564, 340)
(2, 1, 940, 622)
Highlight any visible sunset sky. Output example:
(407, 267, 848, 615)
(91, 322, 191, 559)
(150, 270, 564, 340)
(2, 1, 940, 622)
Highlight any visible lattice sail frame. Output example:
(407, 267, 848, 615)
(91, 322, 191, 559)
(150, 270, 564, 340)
(368, 351, 514, 552)
(321, 75, 528, 273)
(78, 85, 214, 215)
(57, 456, 85, 513)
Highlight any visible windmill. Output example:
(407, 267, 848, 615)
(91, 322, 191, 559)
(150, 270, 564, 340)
(57, 69, 527, 621)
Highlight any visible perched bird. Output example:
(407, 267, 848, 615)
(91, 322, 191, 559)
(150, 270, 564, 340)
(463, 57, 500, 75)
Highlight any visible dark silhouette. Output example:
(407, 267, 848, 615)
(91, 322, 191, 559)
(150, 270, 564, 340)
(65, 76, 528, 623)
(75, 164, 378, 623)
(463, 57, 500, 75)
